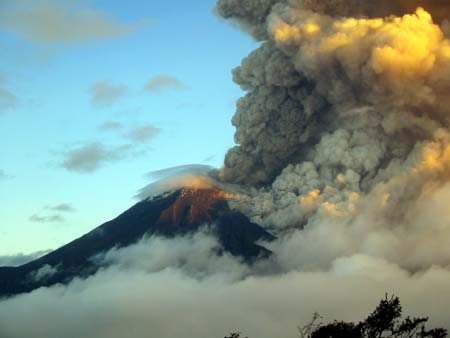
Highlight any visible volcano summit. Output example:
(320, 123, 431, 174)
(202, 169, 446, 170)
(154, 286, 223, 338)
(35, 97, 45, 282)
(0, 183, 273, 297)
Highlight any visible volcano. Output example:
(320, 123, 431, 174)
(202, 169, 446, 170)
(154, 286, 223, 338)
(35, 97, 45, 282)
(0, 186, 274, 298)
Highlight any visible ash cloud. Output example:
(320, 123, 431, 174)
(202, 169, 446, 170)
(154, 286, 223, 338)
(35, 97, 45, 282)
(217, 0, 450, 274)
(220, 1, 450, 185)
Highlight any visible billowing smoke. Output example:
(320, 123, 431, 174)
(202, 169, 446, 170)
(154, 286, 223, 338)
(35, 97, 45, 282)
(2, 1, 450, 337)
(220, 0, 450, 186)
(219, 0, 450, 271)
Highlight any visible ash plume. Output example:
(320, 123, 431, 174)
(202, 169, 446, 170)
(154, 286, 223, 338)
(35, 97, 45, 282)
(219, 0, 450, 272)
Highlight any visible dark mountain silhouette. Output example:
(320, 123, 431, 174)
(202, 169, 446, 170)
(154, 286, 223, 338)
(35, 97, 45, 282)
(0, 187, 274, 298)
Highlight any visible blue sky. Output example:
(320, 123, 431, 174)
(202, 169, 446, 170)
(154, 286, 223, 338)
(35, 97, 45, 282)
(0, 0, 257, 255)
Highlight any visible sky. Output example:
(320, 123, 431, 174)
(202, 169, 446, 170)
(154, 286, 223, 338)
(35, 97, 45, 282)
(0, 0, 258, 256)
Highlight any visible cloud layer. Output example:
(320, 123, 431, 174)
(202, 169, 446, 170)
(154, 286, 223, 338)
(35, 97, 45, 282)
(0, 233, 449, 338)
(0, 0, 138, 44)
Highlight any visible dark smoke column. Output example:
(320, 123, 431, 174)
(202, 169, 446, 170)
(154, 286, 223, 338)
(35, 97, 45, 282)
(217, 0, 325, 185)
(217, 0, 450, 186)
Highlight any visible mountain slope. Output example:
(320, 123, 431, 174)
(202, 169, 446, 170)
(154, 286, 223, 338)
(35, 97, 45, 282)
(0, 188, 274, 298)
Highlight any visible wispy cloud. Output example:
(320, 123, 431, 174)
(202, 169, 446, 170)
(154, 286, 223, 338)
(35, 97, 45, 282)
(29, 214, 64, 223)
(0, 88, 18, 112)
(61, 142, 133, 173)
(46, 203, 76, 212)
(0, 74, 18, 113)
(203, 155, 216, 163)
(144, 75, 185, 93)
(127, 124, 161, 143)
(98, 121, 123, 131)
(0, 0, 140, 44)
(0, 169, 12, 180)
(0, 170, 7, 180)
(90, 81, 127, 107)
(0, 250, 51, 267)
(61, 122, 161, 173)
(29, 264, 60, 282)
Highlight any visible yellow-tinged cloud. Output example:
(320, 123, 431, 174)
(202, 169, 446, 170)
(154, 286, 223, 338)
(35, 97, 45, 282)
(299, 189, 321, 206)
(272, 8, 450, 80)
(273, 22, 302, 43)
(416, 131, 450, 174)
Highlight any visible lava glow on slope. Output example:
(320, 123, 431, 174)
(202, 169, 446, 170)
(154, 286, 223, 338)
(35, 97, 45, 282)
(156, 185, 239, 226)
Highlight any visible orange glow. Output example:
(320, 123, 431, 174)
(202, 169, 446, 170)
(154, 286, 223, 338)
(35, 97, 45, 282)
(300, 189, 321, 206)
(273, 22, 302, 43)
(156, 185, 239, 226)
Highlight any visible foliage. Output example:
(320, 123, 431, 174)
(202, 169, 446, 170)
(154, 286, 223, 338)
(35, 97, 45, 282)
(224, 295, 447, 338)
(225, 333, 247, 338)
(300, 295, 447, 338)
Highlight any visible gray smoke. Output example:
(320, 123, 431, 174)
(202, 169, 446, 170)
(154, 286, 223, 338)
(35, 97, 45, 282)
(220, 0, 450, 185)
(219, 0, 450, 276)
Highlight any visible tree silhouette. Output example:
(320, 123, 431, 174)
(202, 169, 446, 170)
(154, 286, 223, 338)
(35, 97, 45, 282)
(300, 295, 447, 338)
(224, 295, 447, 338)
(224, 333, 247, 338)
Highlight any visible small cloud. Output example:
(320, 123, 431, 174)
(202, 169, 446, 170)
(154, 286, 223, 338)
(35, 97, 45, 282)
(146, 164, 214, 181)
(0, 0, 141, 44)
(61, 142, 133, 173)
(144, 75, 185, 93)
(0, 88, 18, 112)
(0, 250, 51, 267)
(127, 124, 161, 143)
(29, 214, 64, 223)
(0, 74, 19, 113)
(203, 155, 216, 163)
(98, 121, 123, 131)
(46, 203, 75, 212)
(0, 169, 11, 180)
(29, 264, 59, 282)
(137, 165, 214, 200)
(90, 81, 127, 107)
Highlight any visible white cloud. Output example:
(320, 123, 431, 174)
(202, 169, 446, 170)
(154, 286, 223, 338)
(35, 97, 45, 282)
(0, 233, 448, 338)
(29, 264, 59, 282)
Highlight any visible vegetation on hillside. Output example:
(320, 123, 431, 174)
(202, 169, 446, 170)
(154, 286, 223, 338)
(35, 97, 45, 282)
(224, 295, 447, 338)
